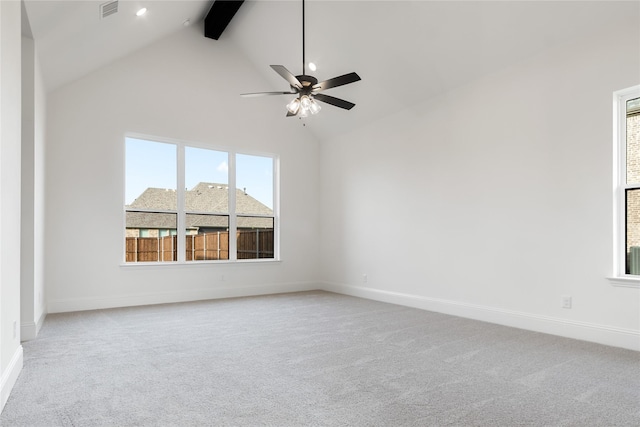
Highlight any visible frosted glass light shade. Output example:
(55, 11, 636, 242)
(309, 98, 321, 114)
(286, 98, 300, 114)
(300, 95, 311, 109)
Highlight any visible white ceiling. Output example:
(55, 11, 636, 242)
(23, 0, 640, 141)
(23, 0, 212, 90)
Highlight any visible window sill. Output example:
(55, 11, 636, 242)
(120, 259, 282, 268)
(607, 276, 640, 288)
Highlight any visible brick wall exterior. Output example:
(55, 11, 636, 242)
(627, 112, 640, 183)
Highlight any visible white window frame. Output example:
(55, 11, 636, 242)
(609, 85, 640, 287)
(123, 134, 279, 265)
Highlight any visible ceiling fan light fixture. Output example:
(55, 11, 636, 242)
(309, 97, 321, 114)
(286, 98, 301, 114)
(300, 95, 312, 109)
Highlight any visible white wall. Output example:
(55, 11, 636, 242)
(320, 23, 640, 350)
(45, 24, 320, 312)
(33, 51, 46, 328)
(21, 34, 46, 341)
(0, 0, 24, 410)
(20, 35, 34, 339)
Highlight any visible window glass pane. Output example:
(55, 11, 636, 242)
(185, 147, 229, 213)
(626, 188, 640, 275)
(125, 138, 177, 263)
(125, 213, 177, 262)
(237, 217, 274, 259)
(626, 98, 640, 185)
(236, 154, 274, 215)
(125, 138, 176, 209)
(185, 214, 229, 261)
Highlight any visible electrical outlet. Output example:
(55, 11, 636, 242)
(562, 296, 572, 309)
(363, 274, 368, 283)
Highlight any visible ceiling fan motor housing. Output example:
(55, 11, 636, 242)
(294, 75, 318, 94)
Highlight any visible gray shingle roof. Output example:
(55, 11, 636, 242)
(126, 183, 273, 229)
(126, 212, 177, 229)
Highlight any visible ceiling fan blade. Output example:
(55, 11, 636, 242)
(313, 72, 361, 91)
(241, 91, 297, 98)
(271, 65, 303, 89)
(314, 93, 356, 110)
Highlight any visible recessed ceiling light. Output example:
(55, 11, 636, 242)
(136, 8, 147, 17)
(308, 62, 317, 72)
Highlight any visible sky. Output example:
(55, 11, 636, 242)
(125, 137, 274, 209)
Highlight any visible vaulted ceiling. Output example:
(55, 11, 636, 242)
(23, 0, 640, 141)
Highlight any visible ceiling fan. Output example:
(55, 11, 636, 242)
(241, 0, 361, 117)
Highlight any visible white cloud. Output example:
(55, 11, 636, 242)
(217, 161, 228, 172)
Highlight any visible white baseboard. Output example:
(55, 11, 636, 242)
(321, 282, 640, 352)
(45, 281, 640, 351)
(47, 281, 319, 313)
(21, 311, 47, 342)
(1, 345, 23, 412)
(36, 310, 46, 336)
(20, 322, 36, 342)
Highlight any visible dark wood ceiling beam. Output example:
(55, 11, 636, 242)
(204, 0, 244, 40)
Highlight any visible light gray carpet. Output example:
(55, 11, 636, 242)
(1, 291, 639, 426)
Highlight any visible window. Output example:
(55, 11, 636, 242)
(185, 146, 230, 261)
(236, 153, 275, 259)
(124, 136, 277, 263)
(612, 86, 640, 285)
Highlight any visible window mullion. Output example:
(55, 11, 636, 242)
(273, 156, 280, 260)
(177, 143, 186, 262)
(228, 152, 237, 261)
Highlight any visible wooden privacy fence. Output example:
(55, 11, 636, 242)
(185, 231, 228, 261)
(126, 230, 274, 262)
(237, 228, 275, 259)
(126, 235, 176, 262)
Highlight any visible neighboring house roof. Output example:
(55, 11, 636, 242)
(126, 211, 179, 229)
(126, 183, 273, 229)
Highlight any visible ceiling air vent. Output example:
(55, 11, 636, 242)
(100, 1, 118, 19)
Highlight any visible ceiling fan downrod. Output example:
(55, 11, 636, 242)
(302, 0, 306, 76)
